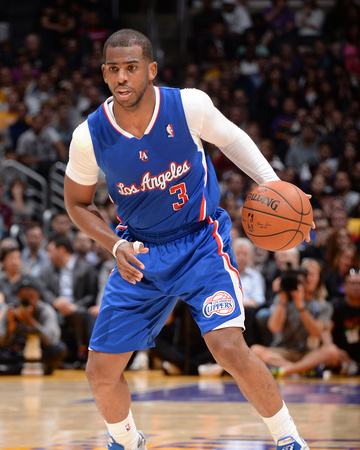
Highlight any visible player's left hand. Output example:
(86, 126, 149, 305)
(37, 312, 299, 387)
(304, 194, 315, 243)
(115, 241, 149, 284)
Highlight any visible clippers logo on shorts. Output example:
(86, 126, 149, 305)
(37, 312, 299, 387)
(166, 124, 174, 137)
(203, 291, 235, 318)
(139, 150, 149, 161)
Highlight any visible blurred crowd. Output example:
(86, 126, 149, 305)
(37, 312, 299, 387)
(0, 0, 359, 377)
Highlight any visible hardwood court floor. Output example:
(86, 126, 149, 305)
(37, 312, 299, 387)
(0, 369, 359, 450)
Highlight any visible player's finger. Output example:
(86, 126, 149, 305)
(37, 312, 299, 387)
(118, 260, 144, 282)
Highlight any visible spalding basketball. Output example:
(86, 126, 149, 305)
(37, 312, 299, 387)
(241, 180, 313, 252)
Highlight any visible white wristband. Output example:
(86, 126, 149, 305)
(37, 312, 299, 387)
(112, 239, 127, 258)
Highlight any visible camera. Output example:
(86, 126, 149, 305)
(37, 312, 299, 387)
(18, 299, 31, 311)
(280, 263, 308, 293)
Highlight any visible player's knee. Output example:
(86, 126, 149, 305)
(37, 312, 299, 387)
(207, 329, 249, 373)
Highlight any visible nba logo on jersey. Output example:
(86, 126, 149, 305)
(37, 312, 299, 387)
(139, 150, 149, 161)
(202, 291, 235, 318)
(166, 124, 174, 137)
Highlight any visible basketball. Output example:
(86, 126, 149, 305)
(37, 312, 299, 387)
(241, 180, 313, 252)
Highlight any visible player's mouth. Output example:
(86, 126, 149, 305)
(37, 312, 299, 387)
(116, 87, 133, 99)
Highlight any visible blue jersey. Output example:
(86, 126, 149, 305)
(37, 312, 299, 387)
(87, 87, 220, 242)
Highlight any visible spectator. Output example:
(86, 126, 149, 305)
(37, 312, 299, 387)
(72, 230, 99, 265)
(333, 171, 360, 214)
(270, 96, 297, 162)
(48, 211, 75, 241)
(0, 179, 13, 237)
(255, 247, 301, 346)
(0, 91, 19, 148)
(0, 67, 16, 111)
(251, 258, 337, 377)
(300, 214, 330, 263)
(0, 245, 30, 304)
(325, 227, 352, 271)
(262, 0, 296, 52)
(42, 236, 98, 367)
(232, 237, 266, 346)
(6, 177, 38, 231)
(21, 221, 49, 278)
(51, 104, 78, 148)
(330, 270, 360, 375)
(39, 1, 77, 53)
(196, 20, 238, 65)
(2, 101, 31, 152)
(24, 71, 55, 118)
(220, 171, 247, 206)
(253, 65, 285, 138)
(0, 276, 67, 375)
(22, 33, 50, 72)
(88, 241, 115, 318)
(284, 117, 321, 181)
(325, 243, 359, 299)
(295, 0, 325, 48)
(221, 0, 252, 38)
(16, 112, 68, 179)
(316, 141, 338, 176)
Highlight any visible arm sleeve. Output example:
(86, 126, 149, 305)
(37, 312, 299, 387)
(65, 120, 100, 185)
(181, 89, 280, 185)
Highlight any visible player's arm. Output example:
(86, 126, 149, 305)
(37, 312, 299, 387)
(64, 124, 148, 284)
(64, 176, 147, 284)
(182, 89, 279, 185)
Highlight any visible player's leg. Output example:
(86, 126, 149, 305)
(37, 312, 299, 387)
(86, 351, 133, 421)
(204, 328, 283, 417)
(86, 350, 145, 450)
(204, 327, 309, 450)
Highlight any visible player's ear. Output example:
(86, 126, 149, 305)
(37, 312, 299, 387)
(148, 61, 157, 81)
(102, 64, 108, 83)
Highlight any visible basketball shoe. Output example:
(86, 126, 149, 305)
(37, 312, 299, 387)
(276, 436, 309, 450)
(107, 431, 147, 450)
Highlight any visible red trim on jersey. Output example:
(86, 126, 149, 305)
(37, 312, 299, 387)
(115, 214, 128, 230)
(102, 102, 130, 138)
(103, 87, 161, 137)
(146, 87, 161, 134)
(206, 216, 240, 283)
(198, 162, 208, 221)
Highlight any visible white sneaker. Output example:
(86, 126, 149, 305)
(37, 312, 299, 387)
(129, 351, 149, 371)
(197, 363, 223, 377)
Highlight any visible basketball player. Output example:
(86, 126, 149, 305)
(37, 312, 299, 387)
(64, 29, 310, 450)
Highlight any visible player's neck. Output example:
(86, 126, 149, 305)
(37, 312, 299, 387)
(113, 85, 156, 139)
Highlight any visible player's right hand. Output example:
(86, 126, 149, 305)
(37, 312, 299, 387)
(115, 241, 149, 284)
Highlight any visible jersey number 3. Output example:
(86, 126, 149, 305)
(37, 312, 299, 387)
(169, 182, 189, 211)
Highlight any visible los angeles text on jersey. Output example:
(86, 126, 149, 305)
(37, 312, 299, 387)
(116, 160, 191, 195)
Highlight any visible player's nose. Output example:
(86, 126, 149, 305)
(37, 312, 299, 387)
(117, 68, 128, 83)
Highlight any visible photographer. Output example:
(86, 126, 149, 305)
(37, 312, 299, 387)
(0, 277, 67, 375)
(251, 258, 338, 377)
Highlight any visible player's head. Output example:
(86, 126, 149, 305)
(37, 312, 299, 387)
(102, 29, 157, 110)
(103, 29, 153, 63)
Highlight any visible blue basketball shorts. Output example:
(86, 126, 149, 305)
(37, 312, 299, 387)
(89, 207, 245, 354)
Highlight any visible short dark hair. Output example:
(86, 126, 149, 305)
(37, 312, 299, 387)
(103, 29, 153, 63)
(48, 235, 74, 254)
(0, 246, 21, 262)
